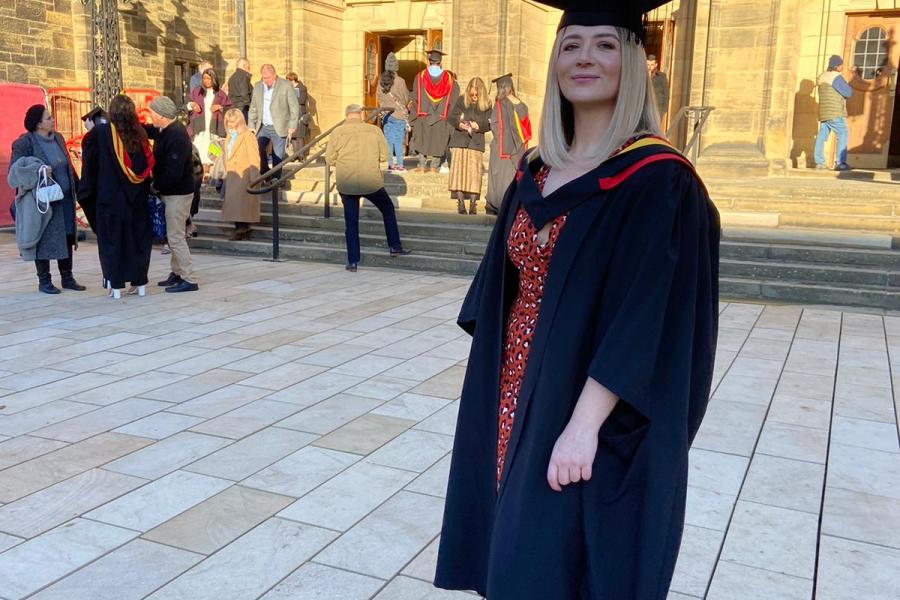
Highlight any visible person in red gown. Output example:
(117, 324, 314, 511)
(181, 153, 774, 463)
(435, 1, 721, 598)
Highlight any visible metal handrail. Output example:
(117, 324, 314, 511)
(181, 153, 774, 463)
(666, 105, 715, 164)
(246, 107, 393, 261)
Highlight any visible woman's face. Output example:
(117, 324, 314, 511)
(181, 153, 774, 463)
(202, 73, 213, 88)
(468, 86, 479, 102)
(556, 25, 622, 109)
(38, 110, 55, 134)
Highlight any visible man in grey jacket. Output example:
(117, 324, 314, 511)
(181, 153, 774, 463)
(248, 64, 300, 172)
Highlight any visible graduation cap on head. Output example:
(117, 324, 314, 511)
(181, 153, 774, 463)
(492, 73, 514, 87)
(426, 47, 446, 62)
(536, 0, 671, 43)
(81, 107, 106, 122)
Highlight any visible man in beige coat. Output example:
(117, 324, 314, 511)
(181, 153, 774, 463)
(325, 104, 410, 272)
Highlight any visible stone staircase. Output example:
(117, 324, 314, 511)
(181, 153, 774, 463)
(189, 163, 900, 310)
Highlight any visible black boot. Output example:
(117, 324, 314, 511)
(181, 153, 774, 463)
(58, 258, 86, 291)
(455, 194, 466, 215)
(468, 199, 477, 215)
(35, 260, 60, 294)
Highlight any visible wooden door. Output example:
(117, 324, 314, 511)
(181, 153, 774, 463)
(844, 13, 900, 168)
(364, 32, 381, 108)
(427, 29, 443, 55)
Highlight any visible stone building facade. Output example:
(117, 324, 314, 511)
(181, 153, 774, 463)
(3, 0, 900, 173)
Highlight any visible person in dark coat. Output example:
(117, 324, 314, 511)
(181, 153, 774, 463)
(434, 1, 720, 599)
(410, 49, 459, 172)
(187, 68, 231, 173)
(486, 73, 531, 215)
(75, 107, 108, 234)
(285, 71, 310, 155)
(10, 104, 86, 294)
(79, 95, 155, 299)
(447, 77, 491, 215)
(227, 58, 253, 123)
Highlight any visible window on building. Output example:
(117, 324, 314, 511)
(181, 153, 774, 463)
(853, 27, 888, 80)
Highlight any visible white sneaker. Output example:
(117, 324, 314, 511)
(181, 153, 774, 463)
(439, 166, 450, 174)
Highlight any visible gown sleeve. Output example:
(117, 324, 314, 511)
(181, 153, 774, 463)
(77, 131, 99, 233)
(587, 162, 719, 427)
(457, 163, 521, 336)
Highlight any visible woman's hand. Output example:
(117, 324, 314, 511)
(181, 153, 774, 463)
(546, 377, 619, 492)
(211, 104, 222, 113)
(547, 420, 598, 492)
(470, 121, 480, 131)
(188, 102, 200, 113)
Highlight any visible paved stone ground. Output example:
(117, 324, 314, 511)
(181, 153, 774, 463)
(0, 237, 897, 600)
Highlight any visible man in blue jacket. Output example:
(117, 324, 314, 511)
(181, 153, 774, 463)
(815, 55, 853, 171)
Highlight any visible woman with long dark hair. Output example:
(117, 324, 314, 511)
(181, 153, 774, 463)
(10, 104, 85, 293)
(80, 94, 155, 299)
(435, 1, 720, 598)
(187, 67, 231, 171)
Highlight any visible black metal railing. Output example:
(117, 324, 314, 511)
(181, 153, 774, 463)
(666, 106, 715, 164)
(247, 107, 393, 260)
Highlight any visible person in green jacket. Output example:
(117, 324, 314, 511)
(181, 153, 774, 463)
(325, 104, 410, 272)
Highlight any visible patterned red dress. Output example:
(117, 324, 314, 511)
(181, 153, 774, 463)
(497, 166, 567, 484)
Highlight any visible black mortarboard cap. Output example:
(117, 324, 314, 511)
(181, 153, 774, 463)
(427, 48, 446, 62)
(537, 0, 670, 42)
(492, 73, 514, 87)
(81, 107, 106, 122)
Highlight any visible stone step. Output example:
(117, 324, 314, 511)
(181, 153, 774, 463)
(719, 258, 898, 289)
(716, 198, 900, 216)
(719, 277, 900, 311)
(190, 235, 480, 276)
(720, 240, 900, 268)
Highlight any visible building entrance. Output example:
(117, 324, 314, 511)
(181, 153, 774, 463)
(363, 29, 443, 108)
(843, 12, 900, 168)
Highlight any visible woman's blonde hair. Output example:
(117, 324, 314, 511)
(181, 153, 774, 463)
(224, 108, 247, 130)
(464, 77, 491, 112)
(536, 27, 662, 168)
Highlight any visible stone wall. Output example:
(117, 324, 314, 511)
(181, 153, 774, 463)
(0, 0, 88, 87)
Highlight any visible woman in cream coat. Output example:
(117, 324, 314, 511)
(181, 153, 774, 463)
(220, 108, 261, 240)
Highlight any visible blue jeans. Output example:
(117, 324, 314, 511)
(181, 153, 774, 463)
(383, 116, 406, 167)
(257, 124, 287, 172)
(340, 188, 402, 265)
(814, 117, 848, 167)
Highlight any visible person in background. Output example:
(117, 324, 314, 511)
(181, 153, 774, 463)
(227, 58, 253, 122)
(187, 145, 203, 238)
(76, 107, 108, 234)
(189, 60, 213, 94)
(646, 54, 669, 121)
(377, 52, 410, 172)
(815, 54, 853, 171)
(10, 104, 85, 293)
(326, 104, 410, 272)
(187, 68, 231, 174)
(79, 95, 154, 299)
(284, 72, 309, 156)
(410, 49, 459, 173)
(248, 64, 299, 172)
(486, 73, 531, 216)
(448, 77, 492, 215)
(145, 96, 200, 293)
(220, 108, 261, 240)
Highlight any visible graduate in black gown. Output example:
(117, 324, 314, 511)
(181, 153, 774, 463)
(79, 95, 155, 299)
(434, 1, 720, 598)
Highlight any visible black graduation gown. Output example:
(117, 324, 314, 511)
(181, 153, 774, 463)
(80, 123, 153, 289)
(434, 141, 720, 599)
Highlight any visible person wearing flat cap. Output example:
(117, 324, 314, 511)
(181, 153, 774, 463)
(485, 73, 532, 215)
(410, 47, 459, 172)
(435, 1, 720, 598)
(814, 54, 853, 171)
(75, 107, 108, 234)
